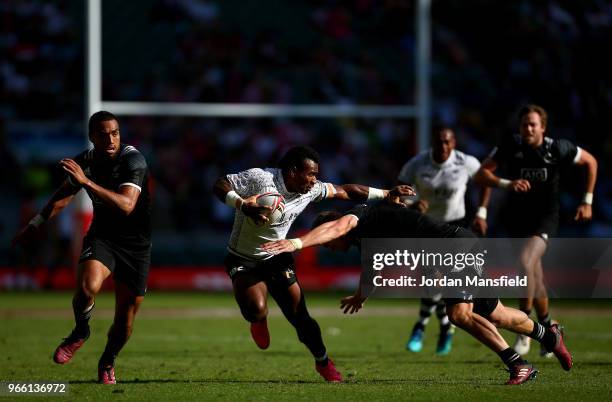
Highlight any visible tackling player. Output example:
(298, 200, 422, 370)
(262, 202, 573, 385)
(397, 126, 490, 354)
(12, 111, 152, 384)
(474, 104, 597, 356)
(213, 146, 413, 383)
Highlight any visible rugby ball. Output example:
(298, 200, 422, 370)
(255, 192, 285, 225)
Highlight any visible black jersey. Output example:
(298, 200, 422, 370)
(72, 144, 151, 246)
(490, 135, 578, 213)
(347, 203, 459, 240)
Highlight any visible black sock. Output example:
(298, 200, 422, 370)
(99, 348, 117, 368)
(538, 313, 552, 328)
(527, 320, 556, 351)
(413, 322, 426, 332)
(315, 353, 329, 367)
(440, 322, 452, 333)
(74, 303, 94, 336)
(498, 348, 526, 368)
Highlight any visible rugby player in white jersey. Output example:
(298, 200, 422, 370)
(213, 146, 413, 382)
(397, 126, 490, 355)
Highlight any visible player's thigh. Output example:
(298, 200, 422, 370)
(268, 282, 304, 317)
(232, 272, 269, 312)
(77, 259, 112, 295)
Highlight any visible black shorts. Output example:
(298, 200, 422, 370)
(445, 297, 499, 319)
(224, 252, 298, 290)
(79, 236, 151, 296)
(504, 209, 559, 239)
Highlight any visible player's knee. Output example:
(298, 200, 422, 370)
(241, 300, 267, 322)
(447, 306, 472, 328)
(78, 280, 100, 299)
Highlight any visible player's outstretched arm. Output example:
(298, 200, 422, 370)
(11, 180, 80, 247)
(212, 176, 271, 224)
(262, 215, 358, 254)
(574, 148, 598, 222)
(474, 158, 531, 193)
(330, 184, 415, 204)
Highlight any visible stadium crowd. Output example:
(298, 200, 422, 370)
(2, 0, 612, 276)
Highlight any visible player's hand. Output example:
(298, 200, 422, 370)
(340, 292, 367, 314)
(574, 203, 592, 222)
(261, 239, 295, 254)
(509, 179, 531, 193)
(411, 199, 429, 213)
(386, 185, 416, 201)
(60, 159, 88, 185)
(241, 196, 272, 225)
(11, 225, 37, 248)
(471, 217, 488, 236)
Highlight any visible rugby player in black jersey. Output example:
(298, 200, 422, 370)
(262, 202, 573, 385)
(474, 104, 598, 357)
(12, 111, 152, 384)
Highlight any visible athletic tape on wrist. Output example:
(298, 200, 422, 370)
(583, 192, 593, 205)
(498, 178, 511, 189)
(476, 206, 487, 220)
(367, 187, 385, 201)
(288, 238, 303, 250)
(28, 214, 45, 228)
(225, 191, 243, 209)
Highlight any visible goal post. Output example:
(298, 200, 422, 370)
(85, 0, 431, 145)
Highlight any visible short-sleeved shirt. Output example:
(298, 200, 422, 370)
(72, 144, 151, 246)
(398, 150, 480, 222)
(226, 167, 334, 260)
(489, 135, 580, 214)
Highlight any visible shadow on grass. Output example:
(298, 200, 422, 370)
(68, 378, 503, 386)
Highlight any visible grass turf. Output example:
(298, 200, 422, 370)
(1, 292, 611, 401)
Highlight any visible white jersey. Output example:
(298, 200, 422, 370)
(226, 168, 334, 260)
(397, 149, 480, 222)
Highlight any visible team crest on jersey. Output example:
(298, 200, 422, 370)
(521, 168, 548, 182)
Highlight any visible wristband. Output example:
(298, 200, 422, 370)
(367, 187, 385, 201)
(225, 191, 243, 209)
(476, 207, 487, 220)
(582, 192, 593, 205)
(288, 238, 303, 250)
(498, 178, 511, 189)
(28, 214, 46, 228)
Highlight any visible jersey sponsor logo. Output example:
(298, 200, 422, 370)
(228, 265, 246, 278)
(521, 168, 548, 182)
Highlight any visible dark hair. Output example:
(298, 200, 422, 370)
(312, 210, 343, 229)
(518, 104, 548, 128)
(278, 146, 320, 172)
(431, 124, 454, 138)
(88, 111, 118, 133)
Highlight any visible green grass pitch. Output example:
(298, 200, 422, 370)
(1, 292, 611, 401)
